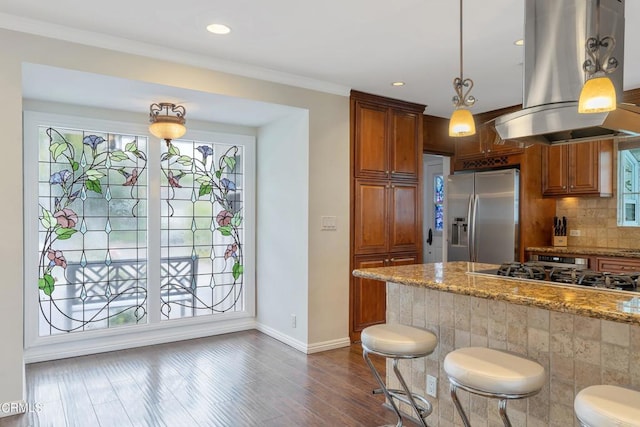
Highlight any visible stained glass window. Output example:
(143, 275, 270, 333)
(29, 113, 252, 346)
(434, 174, 444, 231)
(160, 140, 245, 319)
(37, 126, 148, 335)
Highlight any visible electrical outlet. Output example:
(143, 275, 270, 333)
(570, 229, 581, 237)
(291, 314, 297, 328)
(426, 375, 437, 398)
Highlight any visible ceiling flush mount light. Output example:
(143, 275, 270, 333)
(206, 23, 231, 35)
(514, 39, 524, 46)
(149, 102, 187, 146)
(449, 0, 476, 137)
(578, 0, 618, 114)
(391, 81, 405, 87)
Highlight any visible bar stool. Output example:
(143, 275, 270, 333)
(443, 347, 546, 427)
(574, 385, 640, 427)
(361, 323, 438, 427)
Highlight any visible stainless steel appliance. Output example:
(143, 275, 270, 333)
(475, 262, 639, 292)
(447, 169, 519, 264)
(528, 254, 589, 269)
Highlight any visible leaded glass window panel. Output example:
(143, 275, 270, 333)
(37, 126, 148, 335)
(160, 140, 245, 319)
(434, 174, 444, 232)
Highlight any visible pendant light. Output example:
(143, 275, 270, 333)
(149, 102, 187, 146)
(449, 0, 476, 137)
(578, 0, 618, 114)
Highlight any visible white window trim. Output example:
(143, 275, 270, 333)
(618, 149, 640, 227)
(23, 111, 256, 362)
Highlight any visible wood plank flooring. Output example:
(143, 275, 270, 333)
(0, 330, 407, 427)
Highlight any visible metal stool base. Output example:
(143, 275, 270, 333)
(448, 377, 541, 427)
(363, 347, 433, 427)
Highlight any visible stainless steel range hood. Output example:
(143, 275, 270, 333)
(494, 0, 640, 145)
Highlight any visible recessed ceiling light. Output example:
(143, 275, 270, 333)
(391, 81, 405, 87)
(514, 39, 524, 46)
(207, 23, 231, 35)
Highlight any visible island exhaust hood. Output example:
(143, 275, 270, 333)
(494, 0, 640, 146)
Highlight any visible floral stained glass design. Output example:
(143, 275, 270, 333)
(37, 127, 148, 335)
(434, 175, 444, 232)
(160, 140, 244, 319)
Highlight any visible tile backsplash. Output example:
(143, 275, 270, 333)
(555, 197, 640, 248)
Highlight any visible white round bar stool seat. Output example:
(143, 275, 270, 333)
(361, 324, 438, 427)
(361, 323, 438, 357)
(443, 347, 546, 427)
(574, 385, 640, 427)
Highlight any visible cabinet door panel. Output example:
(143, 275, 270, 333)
(354, 102, 388, 178)
(354, 180, 389, 254)
(351, 256, 387, 336)
(569, 143, 599, 194)
(390, 110, 420, 179)
(542, 145, 569, 196)
(453, 134, 484, 159)
(389, 182, 421, 253)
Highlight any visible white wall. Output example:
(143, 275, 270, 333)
(0, 28, 350, 410)
(256, 112, 309, 347)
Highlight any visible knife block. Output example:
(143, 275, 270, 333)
(552, 235, 567, 247)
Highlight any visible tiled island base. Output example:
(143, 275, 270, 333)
(386, 282, 640, 427)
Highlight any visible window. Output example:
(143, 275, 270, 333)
(24, 111, 254, 351)
(434, 174, 444, 231)
(618, 146, 640, 226)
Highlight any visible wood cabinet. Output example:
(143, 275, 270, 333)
(351, 253, 419, 334)
(350, 91, 425, 342)
(595, 257, 640, 273)
(353, 99, 421, 181)
(542, 140, 613, 197)
(423, 114, 454, 155)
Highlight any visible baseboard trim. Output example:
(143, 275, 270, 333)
(255, 323, 350, 354)
(306, 336, 351, 354)
(255, 323, 308, 353)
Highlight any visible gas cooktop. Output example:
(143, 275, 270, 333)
(472, 262, 639, 293)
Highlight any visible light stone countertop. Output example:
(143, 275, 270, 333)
(352, 261, 640, 325)
(526, 246, 640, 258)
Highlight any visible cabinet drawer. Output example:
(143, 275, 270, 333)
(596, 257, 640, 273)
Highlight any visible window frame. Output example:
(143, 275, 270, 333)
(618, 148, 640, 227)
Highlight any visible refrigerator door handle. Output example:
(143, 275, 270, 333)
(467, 194, 473, 261)
(472, 194, 479, 262)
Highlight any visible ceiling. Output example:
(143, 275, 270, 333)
(3, 0, 640, 118)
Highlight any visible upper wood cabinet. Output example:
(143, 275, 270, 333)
(542, 140, 613, 197)
(353, 94, 422, 181)
(423, 114, 454, 155)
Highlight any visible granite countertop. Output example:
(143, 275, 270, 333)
(352, 261, 640, 325)
(526, 246, 640, 258)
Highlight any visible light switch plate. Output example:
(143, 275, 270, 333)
(321, 216, 337, 231)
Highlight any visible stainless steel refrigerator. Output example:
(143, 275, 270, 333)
(447, 169, 519, 263)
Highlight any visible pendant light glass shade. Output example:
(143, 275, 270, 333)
(449, 108, 476, 137)
(578, 73, 616, 114)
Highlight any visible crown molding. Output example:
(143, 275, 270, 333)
(0, 12, 351, 97)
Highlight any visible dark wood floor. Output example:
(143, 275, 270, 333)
(0, 330, 405, 427)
